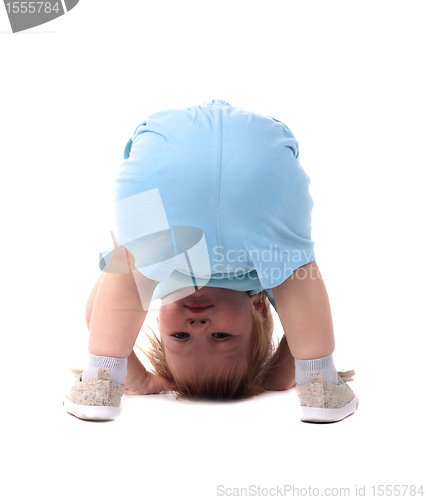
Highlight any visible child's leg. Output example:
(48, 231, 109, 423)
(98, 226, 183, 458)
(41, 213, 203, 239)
(272, 260, 335, 360)
(65, 262, 154, 420)
(88, 271, 146, 358)
(272, 261, 358, 422)
(84, 270, 154, 391)
(85, 271, 105, 331)
(272, 260, 338, 387)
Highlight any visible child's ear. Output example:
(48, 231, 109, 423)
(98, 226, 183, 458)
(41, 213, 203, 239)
(249, 293, 266, 319)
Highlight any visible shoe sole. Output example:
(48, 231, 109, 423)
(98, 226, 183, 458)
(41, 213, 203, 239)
(300, 396, 359, 423)
(63, 397, 120, 421)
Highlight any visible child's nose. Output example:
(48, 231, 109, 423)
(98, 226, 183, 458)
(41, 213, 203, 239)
(187, 318, 211, 332)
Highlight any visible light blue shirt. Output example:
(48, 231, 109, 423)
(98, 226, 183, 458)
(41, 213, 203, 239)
(99, 100, 315, 312)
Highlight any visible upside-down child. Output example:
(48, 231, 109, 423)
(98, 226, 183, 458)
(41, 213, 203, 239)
(63, 99, 358, 423)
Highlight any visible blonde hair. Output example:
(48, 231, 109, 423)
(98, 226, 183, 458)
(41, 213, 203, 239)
(139, 296, 282, 400)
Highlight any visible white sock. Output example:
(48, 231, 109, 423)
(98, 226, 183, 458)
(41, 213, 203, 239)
(295, 353, 338, 386)
(82, 354, 128, 385)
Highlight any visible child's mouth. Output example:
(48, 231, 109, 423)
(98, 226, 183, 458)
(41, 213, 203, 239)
(185, 303, 213, 312)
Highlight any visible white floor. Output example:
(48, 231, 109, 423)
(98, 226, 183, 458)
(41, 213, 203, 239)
(4, 297, 424, 500)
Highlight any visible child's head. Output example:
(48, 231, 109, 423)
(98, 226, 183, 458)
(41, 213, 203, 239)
(143, 287, 279, 400)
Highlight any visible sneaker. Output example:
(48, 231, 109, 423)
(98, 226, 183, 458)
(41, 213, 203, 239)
(63, 367, 125, 421)
(296, 370, 359, 423)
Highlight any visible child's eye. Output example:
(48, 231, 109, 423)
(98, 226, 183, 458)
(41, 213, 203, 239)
(173, 332, 190, 339)
(212, 332, 230, 339)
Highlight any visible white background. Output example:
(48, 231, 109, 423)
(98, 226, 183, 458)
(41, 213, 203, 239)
(1, 1, 425, 499)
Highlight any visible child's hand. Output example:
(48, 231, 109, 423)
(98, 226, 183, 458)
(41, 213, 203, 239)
(125, 370, 176, 395)
(263, 334, 297, 391)
(125, 348, 176, 395)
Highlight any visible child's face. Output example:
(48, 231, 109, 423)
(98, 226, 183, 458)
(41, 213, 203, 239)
(158, 287, 260, 381)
